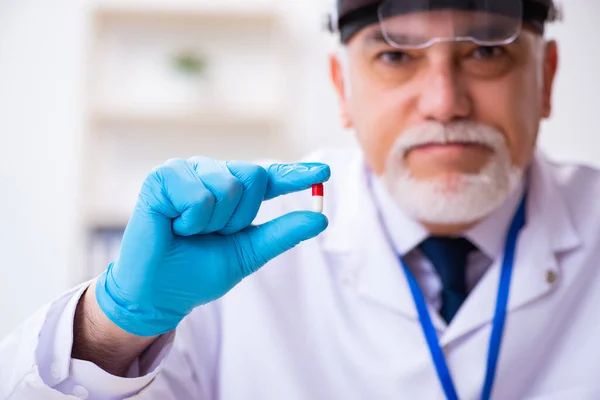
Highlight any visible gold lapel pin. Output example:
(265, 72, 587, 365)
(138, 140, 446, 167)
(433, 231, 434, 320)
(546, 270, 558, 285)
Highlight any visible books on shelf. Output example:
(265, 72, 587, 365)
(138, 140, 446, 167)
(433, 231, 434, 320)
(87, 227, 125, 278)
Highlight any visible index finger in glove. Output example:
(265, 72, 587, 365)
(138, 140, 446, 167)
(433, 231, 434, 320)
(217, 161, 269, 235)
(263, 162, 331, 201)
(219, 161, 330, 235)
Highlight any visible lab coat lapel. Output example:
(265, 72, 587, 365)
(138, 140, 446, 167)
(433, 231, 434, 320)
(441, 151, 582, 346)
(322, 153, 446, 331)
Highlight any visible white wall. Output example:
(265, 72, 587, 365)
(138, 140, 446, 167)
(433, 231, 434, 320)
(0, 0, 88, 338)
(1, 0, 599, 340)
(538, 0, 600, 166)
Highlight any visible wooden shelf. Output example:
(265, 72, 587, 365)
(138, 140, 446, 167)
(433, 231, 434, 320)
(86, 210, 131, 230)
(83, 0, 291, 238)
(92, 0, 280, 24)
(90, 107, 283, 130)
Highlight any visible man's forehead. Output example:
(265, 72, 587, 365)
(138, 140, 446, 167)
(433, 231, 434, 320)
(333, 0, 556, 44)
(355, 10, 523, 45)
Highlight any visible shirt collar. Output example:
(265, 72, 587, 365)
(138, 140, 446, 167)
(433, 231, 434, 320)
(369, 169, 526, 260)
(369, 171, 429, 256)
(463, 178, 525, 259)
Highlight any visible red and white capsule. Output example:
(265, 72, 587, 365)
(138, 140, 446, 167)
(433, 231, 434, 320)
(312, 183, 324, 213)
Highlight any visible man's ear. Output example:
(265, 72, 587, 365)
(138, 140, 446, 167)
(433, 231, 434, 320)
(329, 52, 353, 129)
(542, 40, 559, 119)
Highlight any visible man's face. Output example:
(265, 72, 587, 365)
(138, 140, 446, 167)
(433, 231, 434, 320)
(330, 10, 558, 228)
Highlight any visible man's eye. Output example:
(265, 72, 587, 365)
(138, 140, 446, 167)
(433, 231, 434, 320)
(377, 51, 413, 65)
(471, 46, 506, 60)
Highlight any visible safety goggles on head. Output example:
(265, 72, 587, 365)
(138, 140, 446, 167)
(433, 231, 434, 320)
(325, 0, 563, 48)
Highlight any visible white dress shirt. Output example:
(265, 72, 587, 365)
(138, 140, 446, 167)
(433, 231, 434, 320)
(369, 170, 525, 316)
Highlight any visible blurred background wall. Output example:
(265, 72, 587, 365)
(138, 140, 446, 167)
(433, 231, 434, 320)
(0, 0, 598, 339)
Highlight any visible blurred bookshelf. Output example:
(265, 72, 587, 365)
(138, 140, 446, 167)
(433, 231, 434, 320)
(91, 106, 283, 130)
(81, 0, 293, 278)
(88, 227, 125, 278)
(92, 0, 280, 23)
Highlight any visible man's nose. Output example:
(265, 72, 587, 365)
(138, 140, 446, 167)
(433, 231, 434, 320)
(417, 62, 471, 123)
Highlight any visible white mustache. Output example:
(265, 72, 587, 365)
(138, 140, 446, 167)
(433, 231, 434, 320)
(391, 121, 507, 157)
(382, 120, 522, 225)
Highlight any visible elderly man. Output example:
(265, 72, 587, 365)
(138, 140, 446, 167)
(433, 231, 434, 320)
(3, 0, 598, 399)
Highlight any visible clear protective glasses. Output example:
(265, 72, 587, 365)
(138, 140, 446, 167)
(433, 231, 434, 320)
(377, 0, 525, 49)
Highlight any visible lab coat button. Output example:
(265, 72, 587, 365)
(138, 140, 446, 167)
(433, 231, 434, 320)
(546, 270, 557, 284)
(50, 362, 61, 380)
(25, 371, 42, 388)
(73, 385, 89, 399)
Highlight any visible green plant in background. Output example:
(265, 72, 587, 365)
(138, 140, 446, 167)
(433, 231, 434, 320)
(172, 51, 208, 76)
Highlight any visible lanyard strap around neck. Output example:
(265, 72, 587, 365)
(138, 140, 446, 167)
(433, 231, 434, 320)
(401, 195, 527, 400)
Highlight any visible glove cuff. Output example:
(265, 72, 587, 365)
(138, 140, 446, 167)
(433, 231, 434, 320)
(95, 264, 183, 337)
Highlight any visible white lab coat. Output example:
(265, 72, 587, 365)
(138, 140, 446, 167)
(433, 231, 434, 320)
(2, 148, 600, 400)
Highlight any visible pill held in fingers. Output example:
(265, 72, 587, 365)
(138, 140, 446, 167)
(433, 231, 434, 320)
(312, 183, 324, 213)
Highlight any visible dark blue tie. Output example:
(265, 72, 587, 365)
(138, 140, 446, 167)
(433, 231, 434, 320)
(418, 237, 476, 324)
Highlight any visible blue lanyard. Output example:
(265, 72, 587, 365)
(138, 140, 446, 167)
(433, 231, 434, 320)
(400, 196, 526, 400)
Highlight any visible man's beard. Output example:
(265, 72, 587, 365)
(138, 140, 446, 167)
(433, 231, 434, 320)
(381, 121, 524, 225)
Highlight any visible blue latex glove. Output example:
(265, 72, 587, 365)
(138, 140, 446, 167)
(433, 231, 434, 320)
(95, 157, 330, 337)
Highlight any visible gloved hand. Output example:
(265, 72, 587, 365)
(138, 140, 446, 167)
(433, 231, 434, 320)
(95, 157, 330, 337)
